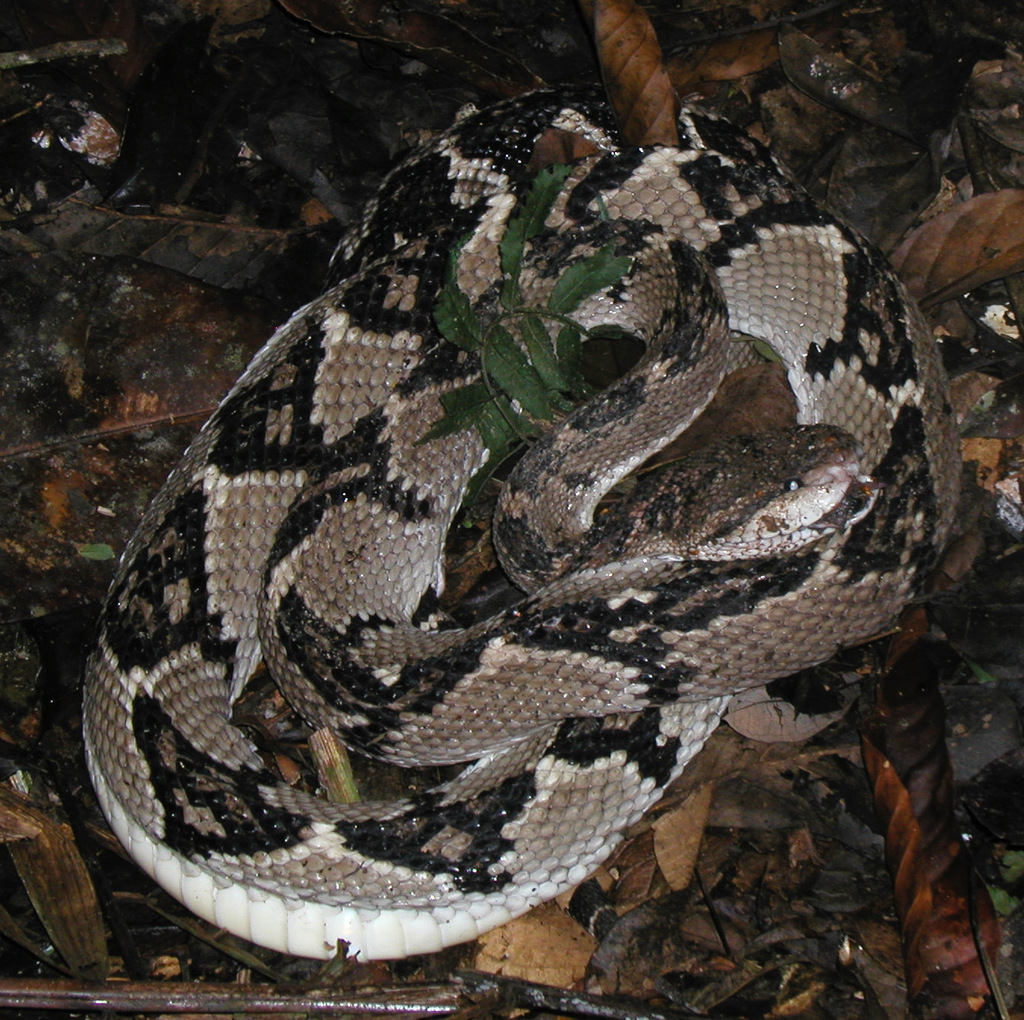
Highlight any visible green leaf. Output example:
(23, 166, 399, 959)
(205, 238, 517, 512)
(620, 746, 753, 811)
(749, 337, 781, 364)
(422, 382, 533, 446)
(1000, 850, 1024, 883)
(483, 325, 553, 420)
(499, 164, 574, 311)
(499, 164, 574, 276)
(421, 383, 499, 440)
(434, 260, 482, 351)
(547, 247, 632, 314)
(77, 543, 115, 561)
(476, 396, 525, 452)
(426, 163, 635, 510)
(555, 322, 586, 392)
(988, 885, 1021, 918)
(519, 314, 574, 397)
(967, 659, 1000, 683)
(430, 387, 527, 509)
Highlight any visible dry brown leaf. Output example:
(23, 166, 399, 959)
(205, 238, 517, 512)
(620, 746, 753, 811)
(472, 902, 596, 983)
(668, 29, 780, 94)
(724, 683, 854, 743)
(861, 640, 1000, 1016)
(891, 189, 1024, 307)
(578, 0, 679, 146)
(651, 782, 712, 891)
(962, 437, 1009, 492)
(779, 25, 916, 141)
(28, 197, 309, 291)
(607, 828, 662, 909)
(0, 787, 108, 980)
(527, 128, 602, 172)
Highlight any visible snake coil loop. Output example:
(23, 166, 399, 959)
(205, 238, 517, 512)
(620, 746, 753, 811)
(84, 87, 958, 960)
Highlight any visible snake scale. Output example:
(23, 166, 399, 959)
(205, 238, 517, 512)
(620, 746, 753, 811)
(84, 86, 959, 960)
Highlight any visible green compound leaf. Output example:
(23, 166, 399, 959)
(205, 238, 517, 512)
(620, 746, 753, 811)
(499, 164, 574, 278)
(555, 323, 587, 394)
(420, 384, 524, 510)
(519, 314, 576, 404)
(434, 251, 483, 350)
(547, 246, 633, 314)
(428, 163, 634, 503)
(483, 325, 555, 421)
(424, 384, 506, 439)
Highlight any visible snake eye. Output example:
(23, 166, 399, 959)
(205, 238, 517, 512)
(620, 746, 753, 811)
(784, 479, 802, 492)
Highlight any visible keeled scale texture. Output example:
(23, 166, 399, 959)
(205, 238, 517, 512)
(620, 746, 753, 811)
(84, 87, 959, 960)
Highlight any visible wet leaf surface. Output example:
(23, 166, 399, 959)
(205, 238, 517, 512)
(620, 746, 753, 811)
(892, 189, 1024, 308)
(581, 0, 679, 147)
(779, 25, 918, 142)
(862, 637, 1002, 1017)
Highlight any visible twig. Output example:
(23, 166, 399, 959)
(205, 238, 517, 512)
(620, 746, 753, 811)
(0, 39, 127, 70)
(455, 970, 698, 1019)
(0, 972, 704, 1018)
(0, 977, 460, 1014)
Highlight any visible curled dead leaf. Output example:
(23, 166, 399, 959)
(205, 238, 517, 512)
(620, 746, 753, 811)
(578, 0, 679, 146)
(0, 787, 108, 980)
(891, 189, 1024, 307)
(861, 641, 1000, 1016)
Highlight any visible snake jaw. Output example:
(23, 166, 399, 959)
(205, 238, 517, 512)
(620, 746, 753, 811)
(811, 476, 881, 531)
(797, 439, 881, 532)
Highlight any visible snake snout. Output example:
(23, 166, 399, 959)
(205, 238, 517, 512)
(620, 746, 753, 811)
(793, 433, 879, 531)
(809, 473, 881, 531)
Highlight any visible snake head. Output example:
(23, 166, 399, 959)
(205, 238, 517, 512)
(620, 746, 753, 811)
(686, 425, 878, 560)
(575, 424, 879, 570)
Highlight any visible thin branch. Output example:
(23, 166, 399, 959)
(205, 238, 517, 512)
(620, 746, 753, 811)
(0, 39, 128, 70)
(0, 972, 701, 1018)
(0, 978, 461, 1015)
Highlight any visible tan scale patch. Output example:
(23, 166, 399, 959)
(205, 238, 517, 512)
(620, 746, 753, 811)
(715, 223, 854, 345)
(163, 578, 191, 626)
(313, 310, 424, 446)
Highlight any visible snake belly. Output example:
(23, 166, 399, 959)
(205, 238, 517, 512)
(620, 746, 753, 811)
(83, 87, 959, 960)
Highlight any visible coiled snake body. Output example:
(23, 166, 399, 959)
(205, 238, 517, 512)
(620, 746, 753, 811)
(84, 88, 959, 960)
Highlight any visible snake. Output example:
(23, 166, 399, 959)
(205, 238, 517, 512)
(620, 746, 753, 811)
(83, 86, 959, 961)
